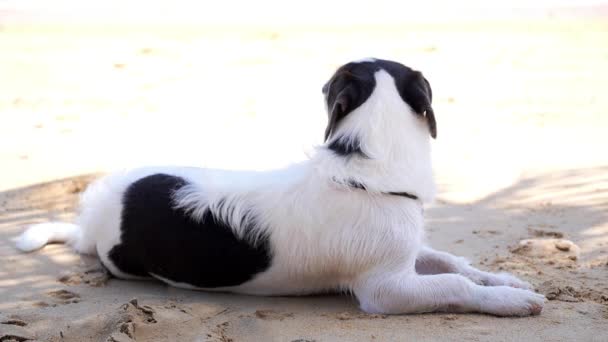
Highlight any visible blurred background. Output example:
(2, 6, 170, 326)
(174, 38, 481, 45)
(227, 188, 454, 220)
(1, 0, 607, 202)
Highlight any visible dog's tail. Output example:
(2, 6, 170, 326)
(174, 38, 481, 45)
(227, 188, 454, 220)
(14, 222, 82, 253)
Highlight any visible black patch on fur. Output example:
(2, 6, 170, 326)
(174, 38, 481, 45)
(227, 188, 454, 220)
(327, 135, 366, 157)
(322, 59, 436, 139)
(107, 174, 272, 288)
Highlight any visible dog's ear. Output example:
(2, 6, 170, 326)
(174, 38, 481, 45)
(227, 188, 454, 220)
(400, 71, 437, 139)
(323, 70, 375, 141)
(421, 76, 436, 139)
(324, 81, 357, 141)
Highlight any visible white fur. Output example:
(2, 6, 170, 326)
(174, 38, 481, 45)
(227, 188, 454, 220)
(15, 69, 544, 316)
(13, 222, 78, 252)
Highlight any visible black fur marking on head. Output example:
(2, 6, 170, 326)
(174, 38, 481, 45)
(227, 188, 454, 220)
(322, 59, 436, 140)
(107, 173, 272, 287)
(327, 135, 366, 157)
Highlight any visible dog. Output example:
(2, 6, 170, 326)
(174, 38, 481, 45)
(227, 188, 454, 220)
(15, 58, 545, 316)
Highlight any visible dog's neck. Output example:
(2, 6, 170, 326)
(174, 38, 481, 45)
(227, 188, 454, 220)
(315, 70, 436, 203)
(337, 179, 419, 200)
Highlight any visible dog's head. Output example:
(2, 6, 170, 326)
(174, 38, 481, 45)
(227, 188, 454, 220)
(322, 58, 436, 142)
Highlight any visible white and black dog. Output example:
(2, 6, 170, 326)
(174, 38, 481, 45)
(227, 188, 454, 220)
(15, 58, 545, 316)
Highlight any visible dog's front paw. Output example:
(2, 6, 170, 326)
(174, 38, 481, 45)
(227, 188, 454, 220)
(477, 286, 545, 317)
(465, 270, 533, 290)
(479, 272, 533, 290)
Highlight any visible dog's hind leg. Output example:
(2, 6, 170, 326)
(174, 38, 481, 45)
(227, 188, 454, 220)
(415, 246, 532, 289)
(354, 271, 545, 316)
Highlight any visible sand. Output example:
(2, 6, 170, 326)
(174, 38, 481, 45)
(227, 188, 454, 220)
(1, 5, 607, 341)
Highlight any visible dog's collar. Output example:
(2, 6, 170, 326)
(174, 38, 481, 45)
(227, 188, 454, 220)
(341, 179, 419, 200)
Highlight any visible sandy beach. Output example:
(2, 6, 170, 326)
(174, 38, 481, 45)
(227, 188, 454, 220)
(1, 3, 607, 341)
